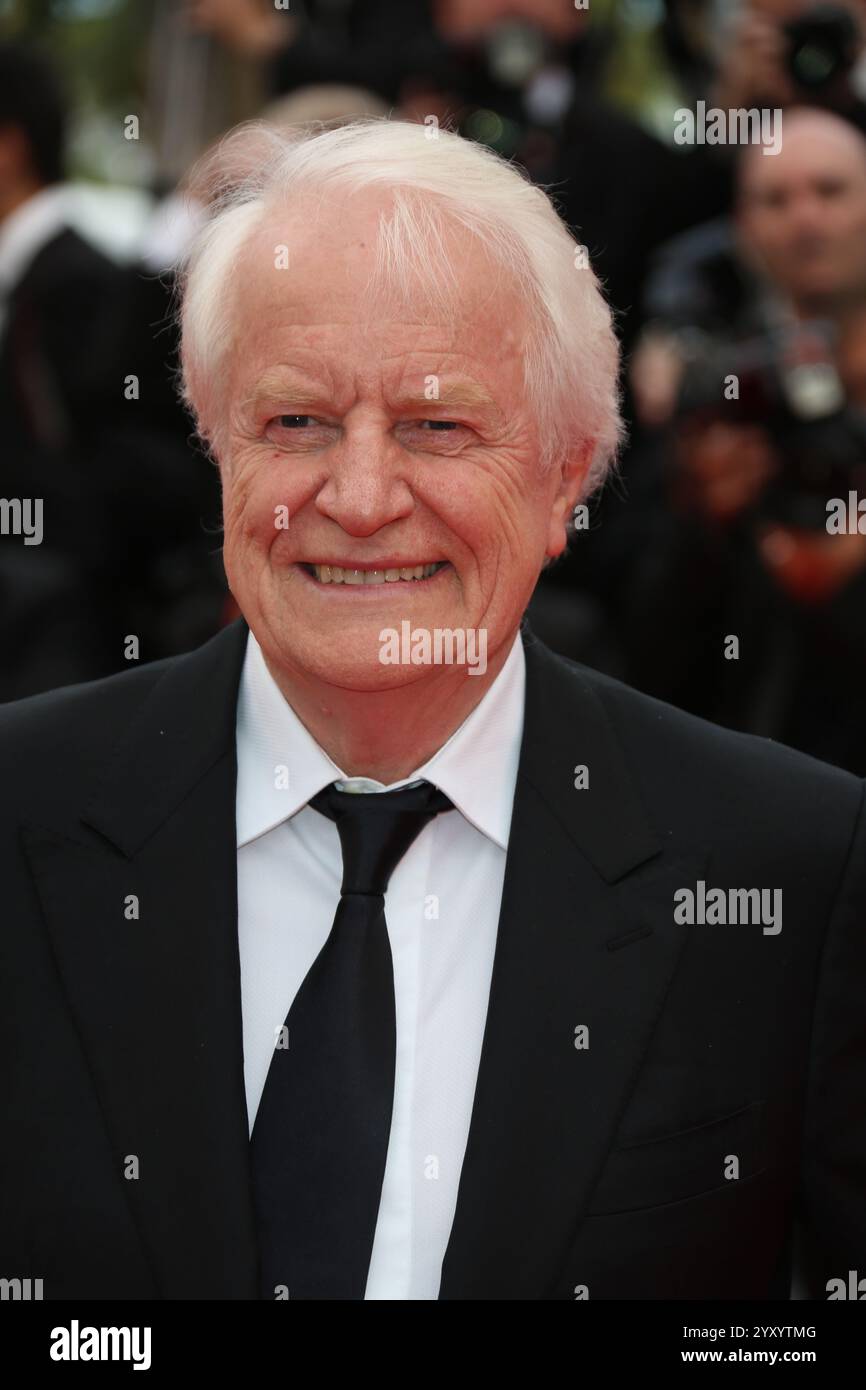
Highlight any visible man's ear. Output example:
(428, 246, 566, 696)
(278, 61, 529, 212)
(545, 438, 594, 562)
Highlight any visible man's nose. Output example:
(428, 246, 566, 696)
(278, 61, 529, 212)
(790, 194, 831, 236)
(314, 435, 414, 536)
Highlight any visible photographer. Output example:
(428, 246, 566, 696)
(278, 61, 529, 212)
(624, 108, 866, 776)
(714, 0, 866, 132)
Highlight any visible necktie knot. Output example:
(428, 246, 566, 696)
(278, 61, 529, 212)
(309, 780, 454, 896)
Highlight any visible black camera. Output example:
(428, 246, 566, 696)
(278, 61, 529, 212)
(783, 5, 859, 93)
(676, 322, 866, 528)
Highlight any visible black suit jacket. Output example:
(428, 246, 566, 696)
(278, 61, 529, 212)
(2, 618, 865, 1299)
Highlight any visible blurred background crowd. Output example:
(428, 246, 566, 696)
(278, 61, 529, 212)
(3, 0, 866, 776)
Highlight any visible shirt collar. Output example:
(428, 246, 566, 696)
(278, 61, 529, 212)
(235, 627, 525, 851)
(0, 185, 69, 294)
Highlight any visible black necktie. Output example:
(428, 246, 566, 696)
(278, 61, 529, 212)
(250, 778, 455, 1300)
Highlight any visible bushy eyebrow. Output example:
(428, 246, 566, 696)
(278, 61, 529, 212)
(243, 373, 503, 419)
(243, 374, 325, 412)
(389, 383, 500, 413)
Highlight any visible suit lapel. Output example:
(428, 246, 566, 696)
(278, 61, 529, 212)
(22, 619, 258, 1298)
(438, 625, 704, 1298)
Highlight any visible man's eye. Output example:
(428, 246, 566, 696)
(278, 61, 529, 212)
(418, 419, 460, 431)
(276, 415, 314, 428)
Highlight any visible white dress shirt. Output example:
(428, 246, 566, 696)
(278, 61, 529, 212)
(235, 627, 525, 1299)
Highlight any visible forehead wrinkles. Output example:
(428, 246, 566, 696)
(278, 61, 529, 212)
(233, 283, 524, 390)
(237, 322, 505, 385)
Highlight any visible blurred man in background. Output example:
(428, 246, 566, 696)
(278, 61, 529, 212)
(0, 37, 236, 698)
(0, 41, 122, 699)
(626, 108, 866, 775)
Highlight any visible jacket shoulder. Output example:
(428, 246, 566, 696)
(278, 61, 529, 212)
(0, 657, 176, 784)
(542, 646, 863, 833)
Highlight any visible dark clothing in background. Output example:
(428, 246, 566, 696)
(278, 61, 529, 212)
(0, 226, 123, 699)
(267, 0, 440, 105)
(528, 105, 734, 665)
(101, 263, 226, 658)
(551, 98, 734, 355)
(642, 217, 755, 335)
(0, 226, 226, 703)
(609, 220, 866, 779)
(621, 493, 866, 779)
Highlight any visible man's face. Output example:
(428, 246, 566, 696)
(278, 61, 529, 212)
(737, 122, 866, 306)
(218, 189, 579, 691)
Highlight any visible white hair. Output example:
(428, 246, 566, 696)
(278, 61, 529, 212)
(178, 118, 623, 494)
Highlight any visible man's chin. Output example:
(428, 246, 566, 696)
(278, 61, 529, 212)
(280, 648, 438, 694)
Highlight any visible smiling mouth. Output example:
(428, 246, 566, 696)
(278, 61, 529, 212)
(299, 561, 449, 586)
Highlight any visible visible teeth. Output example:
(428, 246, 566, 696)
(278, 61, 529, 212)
(308, 561, 444, 584)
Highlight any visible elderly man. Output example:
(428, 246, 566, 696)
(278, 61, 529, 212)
(2, 120, 865, 1302)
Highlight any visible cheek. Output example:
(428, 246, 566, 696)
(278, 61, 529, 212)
(487, 458, 548, 535)
(223, 453, 299, 552)
(431, 460, 542, 579)
(222, 484, 262, 571)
